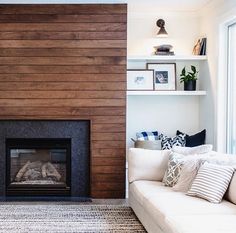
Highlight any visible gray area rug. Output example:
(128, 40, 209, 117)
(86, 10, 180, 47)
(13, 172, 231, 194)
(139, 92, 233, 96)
(0, 204, 146, 232)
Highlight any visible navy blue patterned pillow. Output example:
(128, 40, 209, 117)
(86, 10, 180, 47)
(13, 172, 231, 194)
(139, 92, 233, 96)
(161, 134, 186, 150)
(136, 131, 161, 141)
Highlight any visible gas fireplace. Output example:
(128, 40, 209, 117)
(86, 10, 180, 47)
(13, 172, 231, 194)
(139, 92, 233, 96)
(6, 138, 71, 196)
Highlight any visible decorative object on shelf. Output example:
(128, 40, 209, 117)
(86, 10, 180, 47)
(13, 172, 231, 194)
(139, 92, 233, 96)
(127, 69, 154, 90)
(192, 37, 207, 55)
(153, 44, 174, 56)
(199, 38, 207, 55)
(156, 19, 168, 37)
(180, 65, 198, 91)
(147, 63, 176, 91)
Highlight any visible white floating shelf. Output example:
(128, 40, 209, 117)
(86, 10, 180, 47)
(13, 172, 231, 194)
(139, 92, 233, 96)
(128, 55, 207, 61)
(127, 91, 207, 96)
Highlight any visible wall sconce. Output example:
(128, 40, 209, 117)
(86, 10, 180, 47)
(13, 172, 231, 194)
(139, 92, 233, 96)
(156, 19, 168, 37)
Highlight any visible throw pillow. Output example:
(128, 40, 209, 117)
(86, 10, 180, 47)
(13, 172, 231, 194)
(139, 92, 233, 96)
(187, 163, 235, 203)
(162, 152, 185, 187)
(136, 131, 161, 141)
(172, 144, 212, 155)
(161, 134, 186, 150)
(172, 158, 203, 192)
(176, 129, 206, 147)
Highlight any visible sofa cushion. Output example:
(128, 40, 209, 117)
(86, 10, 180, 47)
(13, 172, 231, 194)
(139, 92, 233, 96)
(166, 215, 236, 233)
(128, 148, 170, 183)
(130, 180, 236, 233)
(226, 171, 236, 205)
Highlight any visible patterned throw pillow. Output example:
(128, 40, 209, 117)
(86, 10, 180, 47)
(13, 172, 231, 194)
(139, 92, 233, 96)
(136, 131, 162, 141)
(187, 163, 235, 203)
(172, 159, 203, 192)
(161, 134, 186, 150)
(162, 152, 185, 187)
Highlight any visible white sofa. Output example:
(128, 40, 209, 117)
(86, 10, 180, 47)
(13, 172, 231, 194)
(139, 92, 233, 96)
(128, 148, 236, 233)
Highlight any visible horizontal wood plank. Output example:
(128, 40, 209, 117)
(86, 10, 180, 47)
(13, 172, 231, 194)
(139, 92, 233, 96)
(0, 31, 126, 40)
(92, 173, 125, 183)
(93, 141, 126, 149)
(93, 148, 125, 157)
(0, 91, 125, 99)
(0, 82, 126, 90)
(0, 40, 126, 48)
(91, 190, 125, 198)
(0, 14, 127, 23)
(92, 166, 124, 174)
(93, 124, 126, 133)
(0, 65, 126, 74)
(0, 107, 125, 116)
(0, 48, 126, 57)
(0, 23, 126, 32)
(0, 74, 126, 82)
(93, 157, 125, 166)
(92, 132, 125, 141)
(0, 4, 127, 15)
(0, 99, 126, 107)
(0, 56, 126, 65)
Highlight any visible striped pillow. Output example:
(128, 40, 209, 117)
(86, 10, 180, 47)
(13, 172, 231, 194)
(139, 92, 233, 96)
(187, 163, 235, 203)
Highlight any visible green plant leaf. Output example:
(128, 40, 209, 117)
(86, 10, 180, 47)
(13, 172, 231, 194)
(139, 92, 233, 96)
(191, 65, 196, 73)
(181, 67, 186, 76)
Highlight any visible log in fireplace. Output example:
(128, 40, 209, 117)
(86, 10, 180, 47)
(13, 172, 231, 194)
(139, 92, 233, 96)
(6, 138, 71, 196)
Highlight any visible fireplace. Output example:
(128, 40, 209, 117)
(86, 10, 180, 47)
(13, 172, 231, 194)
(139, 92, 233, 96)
(0, 120, 90, 199)
(6, 138, 71, 196)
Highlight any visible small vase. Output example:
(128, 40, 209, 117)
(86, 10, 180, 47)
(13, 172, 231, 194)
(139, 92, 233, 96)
(184, 80, 196, 91)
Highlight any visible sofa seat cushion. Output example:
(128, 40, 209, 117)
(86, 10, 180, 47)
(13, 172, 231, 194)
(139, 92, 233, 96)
(167, 215, 236, 233)
(129, 181, 172, 206)
(130, 180, 236, 233)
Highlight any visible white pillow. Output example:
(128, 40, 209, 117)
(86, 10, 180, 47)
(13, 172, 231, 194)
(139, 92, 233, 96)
(128, 148, 170, 183)
(172, 144, 213, 155)
(187, 163, 235, 203)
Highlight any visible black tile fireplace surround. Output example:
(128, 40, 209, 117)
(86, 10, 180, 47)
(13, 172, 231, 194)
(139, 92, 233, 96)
(0, 120, 90, 199)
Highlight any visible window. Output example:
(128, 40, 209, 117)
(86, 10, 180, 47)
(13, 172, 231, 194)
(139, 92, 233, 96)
(227, 22, 236, 154)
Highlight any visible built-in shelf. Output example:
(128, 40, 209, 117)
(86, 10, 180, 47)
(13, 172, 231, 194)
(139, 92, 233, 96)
(128, 55, 207, 61)
(127, 90, 207, 96)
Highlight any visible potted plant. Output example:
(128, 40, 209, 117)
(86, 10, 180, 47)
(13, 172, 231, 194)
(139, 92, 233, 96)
(180, 65, 199, 91)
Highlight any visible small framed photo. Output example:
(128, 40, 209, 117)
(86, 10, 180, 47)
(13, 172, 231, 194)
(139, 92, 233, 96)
(127, 69, 154, 90)
(147, 63, 176, 91)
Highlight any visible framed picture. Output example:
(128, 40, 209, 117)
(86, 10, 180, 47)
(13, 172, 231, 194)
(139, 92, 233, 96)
(147, 63, 176, 91)
(127, 69, 154, 90)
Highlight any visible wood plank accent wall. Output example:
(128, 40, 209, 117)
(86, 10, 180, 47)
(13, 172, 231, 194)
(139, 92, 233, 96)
(0, 4, 127, 198)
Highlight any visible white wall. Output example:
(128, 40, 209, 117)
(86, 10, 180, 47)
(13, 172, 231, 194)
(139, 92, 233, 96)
(127, 7, 201, 56)
(199, 0, 236, 151)
(126, 2, 205, 149)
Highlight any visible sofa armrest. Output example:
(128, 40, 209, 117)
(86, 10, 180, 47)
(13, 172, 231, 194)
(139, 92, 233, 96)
(128, 148, 170, 183)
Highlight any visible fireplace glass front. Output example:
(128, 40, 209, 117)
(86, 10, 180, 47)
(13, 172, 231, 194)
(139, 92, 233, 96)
(6, 138, 71, 196)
